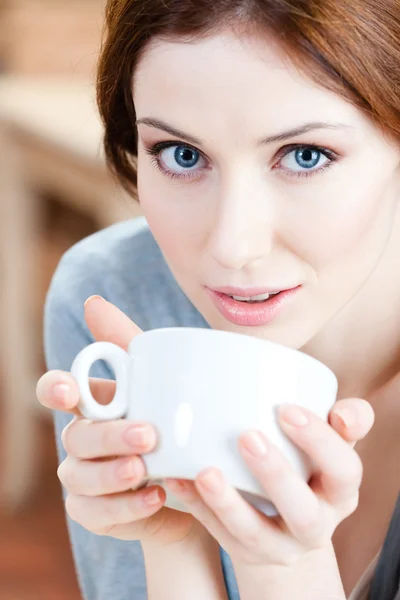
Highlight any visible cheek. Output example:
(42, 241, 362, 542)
(137, 162, 202, 264)
(283, 177, 395, 271)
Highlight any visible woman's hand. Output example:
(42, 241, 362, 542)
(165, 396, 374, 585)
(36, 296, 199, 550)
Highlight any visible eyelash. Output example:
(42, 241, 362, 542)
(144, 141, 339, 182)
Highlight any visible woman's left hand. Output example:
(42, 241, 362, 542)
(165, 398, 374, 573)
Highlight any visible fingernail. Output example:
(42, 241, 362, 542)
(198, 468, 223, 493)
(241, 431, 269, 458)
(279, 404, 308, 427)
(53, 383, 71, 406)
(332, 406, 354, 428)
(117, 457, 137, 480)
(166, 479, 190, 495)
(144, 488, 161, 506)
(84, 295, 105, 308)
(125, 425, 154, 448)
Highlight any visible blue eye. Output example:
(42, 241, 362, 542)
(172, 146, 200, 169)
(144, 142, 207, 181)
(280, 147, 330, 173)
(145, 141, 338, 182)
(154, 144, 206, 177)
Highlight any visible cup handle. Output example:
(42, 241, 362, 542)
(71, 342, 130, 421)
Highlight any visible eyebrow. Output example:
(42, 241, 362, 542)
(135, 117, 354, 147)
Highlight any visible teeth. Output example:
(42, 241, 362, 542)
(231, 292, 275, 302)
(232, 295, 256, 302)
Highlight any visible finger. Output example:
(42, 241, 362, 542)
(61, 418, 157, 459)
(277, 404, 363, 505)
(65, 486, 166, 537)
(57, 454, 147, 496)
(328, 398, 375, 447)
(165, 478, 242, 549)
(37, 296, 141, 415)
(238, 431, 326, 547)
(36, 370, 117, 416)
(84, 295, 143, 351)
(193, 470, 286, 552)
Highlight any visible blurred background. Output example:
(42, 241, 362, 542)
(0, 1, 141, 597)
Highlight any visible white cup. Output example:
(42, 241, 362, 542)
(71, 327, 338, 516)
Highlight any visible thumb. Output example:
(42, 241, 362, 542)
(84, 295, 143, 350)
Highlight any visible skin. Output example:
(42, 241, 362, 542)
(37, 27, 399, 599)
(37, 298, 373, 600)
(134, 30, 400, 397)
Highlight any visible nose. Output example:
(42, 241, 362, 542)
(208, 174, 276, 271)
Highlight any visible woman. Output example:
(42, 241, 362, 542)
(36, 0, 400, 599)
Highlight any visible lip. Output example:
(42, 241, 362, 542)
(211, 285, 297, 298)
(205, 285, 301, 327)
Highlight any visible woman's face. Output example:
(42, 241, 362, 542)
(133, 30, 400, 349)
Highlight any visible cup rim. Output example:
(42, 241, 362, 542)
(129, 327, 337, 382)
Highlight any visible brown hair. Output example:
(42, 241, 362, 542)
(96, 0, 400, 197)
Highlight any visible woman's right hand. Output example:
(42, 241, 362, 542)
(36, 295, 199, 549)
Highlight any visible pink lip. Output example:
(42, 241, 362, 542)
(205, 286, 301, 327)
(212, 285, 296, 298)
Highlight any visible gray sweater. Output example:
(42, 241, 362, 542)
(44, 216, 399, 600)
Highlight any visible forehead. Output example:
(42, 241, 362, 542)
(133, 31, 367, 139)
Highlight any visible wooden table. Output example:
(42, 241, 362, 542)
(0, 76, 140, 511)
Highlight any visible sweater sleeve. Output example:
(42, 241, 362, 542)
(44, 248, 148, 600)
(42, 220, 240, 600)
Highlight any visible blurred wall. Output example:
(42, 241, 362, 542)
(0, 4, 125, 597)
(0, 0, 105, 78)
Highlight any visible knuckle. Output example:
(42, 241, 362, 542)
(289, 502, 329, 544)
(304, 522, 328, 547)
(296, 512, 324, 540)
(35, 374, 48, 403)
(61, 419, 78, 455)
(65, 494, 105, 535)
(103, 494, 132, 526)
(131, 457, 146, 485)
(340, 492, 360, 518)
(58, 458, 78, 493)
(240, 530, 263, 553)
(57, 460, 67, 487)
(279, 551, 299, 567)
